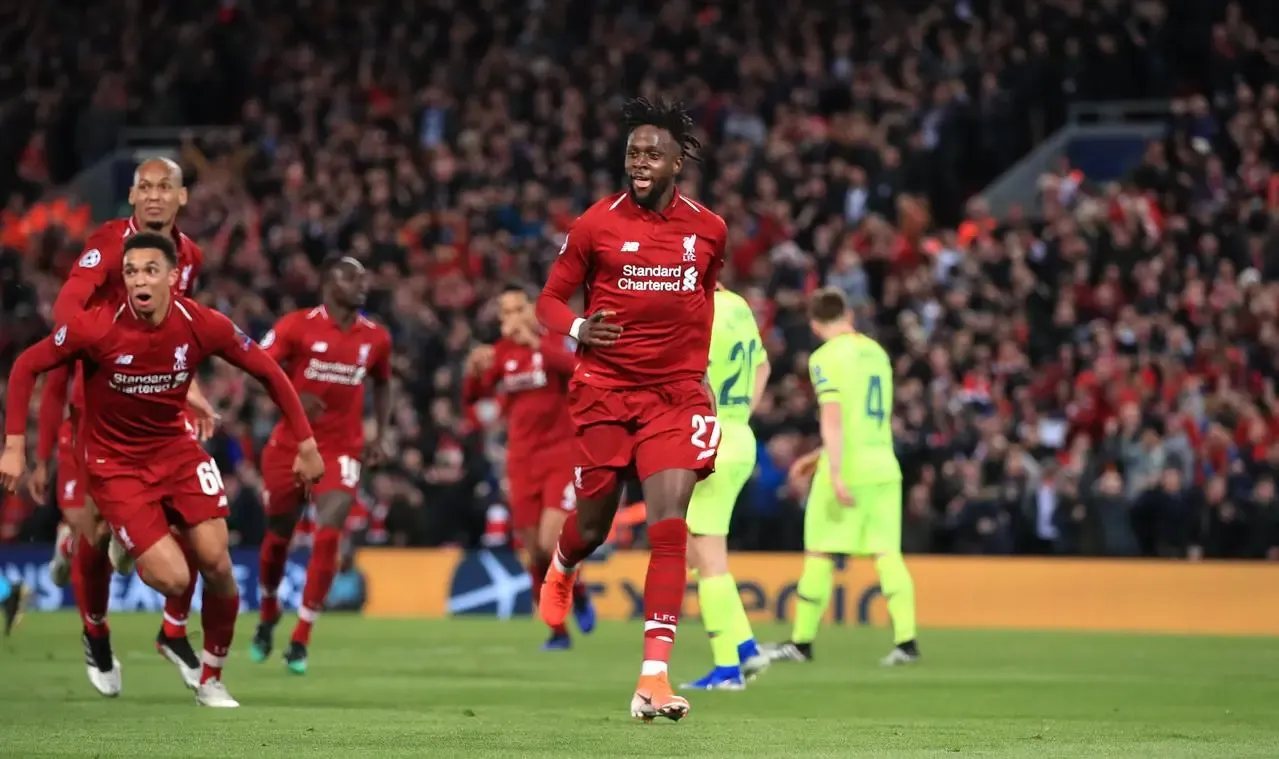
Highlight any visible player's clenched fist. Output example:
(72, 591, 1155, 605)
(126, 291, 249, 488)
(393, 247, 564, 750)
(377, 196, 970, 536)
(465, 344, 495, 375)
(292, 438, 325, 484)
(0, 436, 27, 494)
(577, 310, 623, 347)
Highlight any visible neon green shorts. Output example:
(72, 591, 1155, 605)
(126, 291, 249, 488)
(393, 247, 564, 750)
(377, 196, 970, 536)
(804, 479, 902, 555)
(687, 461, 754, 536)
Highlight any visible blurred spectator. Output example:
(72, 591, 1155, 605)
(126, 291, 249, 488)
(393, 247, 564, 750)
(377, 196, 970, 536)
(1, 0, 1279, 562)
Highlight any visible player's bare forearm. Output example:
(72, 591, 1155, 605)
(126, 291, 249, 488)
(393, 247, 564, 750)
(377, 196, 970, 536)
(818, 401, 844, 481)
(750, 360, 771, 413)
(222, 345, 315, 442)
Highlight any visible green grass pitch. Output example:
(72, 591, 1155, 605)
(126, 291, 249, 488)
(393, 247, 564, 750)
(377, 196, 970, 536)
(2, 613, 1276, 757)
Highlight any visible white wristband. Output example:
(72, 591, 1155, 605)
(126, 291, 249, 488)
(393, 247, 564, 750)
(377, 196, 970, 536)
(569, 317, 586, 341)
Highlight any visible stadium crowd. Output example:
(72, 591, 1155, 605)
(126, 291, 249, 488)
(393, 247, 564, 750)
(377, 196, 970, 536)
(2, 0, 1279, 560)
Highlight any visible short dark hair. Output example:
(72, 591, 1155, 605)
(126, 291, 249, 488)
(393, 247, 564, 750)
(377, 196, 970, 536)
(501, 281, 529, 297)
(621, 97, 702, 162)
(322, 253, 365, 277)
(808, 287, 849, 324)
(124, 232, 177, 267)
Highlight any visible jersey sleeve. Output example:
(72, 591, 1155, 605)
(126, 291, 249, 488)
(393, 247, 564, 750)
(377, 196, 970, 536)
(52, 234, 118, 326)
(4, 323, 100, 438)
(809, 347, 844, 404)
(35, 365, 71, 462)
(536, 213, 594, 336)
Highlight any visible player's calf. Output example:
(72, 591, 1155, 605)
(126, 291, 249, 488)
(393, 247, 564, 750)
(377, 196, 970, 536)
(286, 492, 352, 673)
(187, 518, 241, 704)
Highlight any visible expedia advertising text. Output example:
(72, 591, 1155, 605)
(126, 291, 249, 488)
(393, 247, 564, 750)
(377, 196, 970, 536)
(352, 549, 1279, 636)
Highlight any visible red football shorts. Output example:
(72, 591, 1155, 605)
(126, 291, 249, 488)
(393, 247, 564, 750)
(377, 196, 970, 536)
(507, 450, 575, 531)
(87, 438, 229, 558)
(259, 439, 360, 517)
(55, 418, 87, 511)
(568, 378, 718, 499)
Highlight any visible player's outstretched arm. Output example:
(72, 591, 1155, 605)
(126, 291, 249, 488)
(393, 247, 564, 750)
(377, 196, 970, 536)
(35, 365, 70, 464)
(1, 331, 86, 492)
(204, 314, 315, 446)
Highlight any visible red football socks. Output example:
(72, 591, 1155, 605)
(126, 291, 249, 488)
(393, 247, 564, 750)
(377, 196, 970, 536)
(162, 533, 198, 639)
(257, 530, 291, 624)
(640, 518, 688, 675)
(292, 526, 341, 646)
(72, 536, 111, 638)
(572, 577, 589, 606)
(200, 589, 239, 684)
(552, 510, 593, 571)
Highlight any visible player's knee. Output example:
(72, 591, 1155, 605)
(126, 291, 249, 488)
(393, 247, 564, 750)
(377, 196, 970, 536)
(314, 493, 352, 528)
(265, 512, 298, 538)
(138, 546, 191, 598)
(198, 551, 235, 585)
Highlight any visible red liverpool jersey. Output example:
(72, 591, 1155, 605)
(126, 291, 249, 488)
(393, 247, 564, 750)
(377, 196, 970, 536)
(463, 331, 577, 461)
(537, 188, 727, 388)
(262, 306, 392, 452)
(7, 298, 311, 463)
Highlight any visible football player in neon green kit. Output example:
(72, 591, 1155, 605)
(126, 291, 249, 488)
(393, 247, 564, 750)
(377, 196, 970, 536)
(681, 284, 772, 690)
(766, 287, 919, 666)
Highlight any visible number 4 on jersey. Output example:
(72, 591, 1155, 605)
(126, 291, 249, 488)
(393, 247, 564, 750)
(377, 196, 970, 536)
(865, 374, 885, 426)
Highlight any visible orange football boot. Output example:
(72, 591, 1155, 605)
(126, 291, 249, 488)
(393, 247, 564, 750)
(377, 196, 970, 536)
(539, 562, 576, 628)
(630, 672, 690, 722)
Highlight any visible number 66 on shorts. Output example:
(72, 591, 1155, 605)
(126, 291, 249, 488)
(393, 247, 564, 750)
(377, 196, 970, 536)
(568, 378, 720, 499)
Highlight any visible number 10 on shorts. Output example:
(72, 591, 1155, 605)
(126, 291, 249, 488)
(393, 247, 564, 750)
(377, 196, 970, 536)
(691, 414, 720, 461)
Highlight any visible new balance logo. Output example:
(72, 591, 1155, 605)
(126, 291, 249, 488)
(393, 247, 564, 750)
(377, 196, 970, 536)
(114, 355, 133, 365)
(311, 342, 328, 353)
(620, 241, 640, 253)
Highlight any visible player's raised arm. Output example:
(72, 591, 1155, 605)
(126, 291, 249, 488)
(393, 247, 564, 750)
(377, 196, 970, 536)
(1, 323, 98, 492)
(461, 344, 500, 403)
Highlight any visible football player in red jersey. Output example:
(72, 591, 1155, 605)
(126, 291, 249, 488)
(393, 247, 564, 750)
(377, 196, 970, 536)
(250, 255, 393, 674)
(463, 283, 598, 650)
(535, 98, 727, 721)
(1, 232, 325, 707)
(27, 158, 215, 695)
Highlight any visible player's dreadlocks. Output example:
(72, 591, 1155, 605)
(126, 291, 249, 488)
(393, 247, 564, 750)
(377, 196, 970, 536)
(621, 97, 703, 162)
